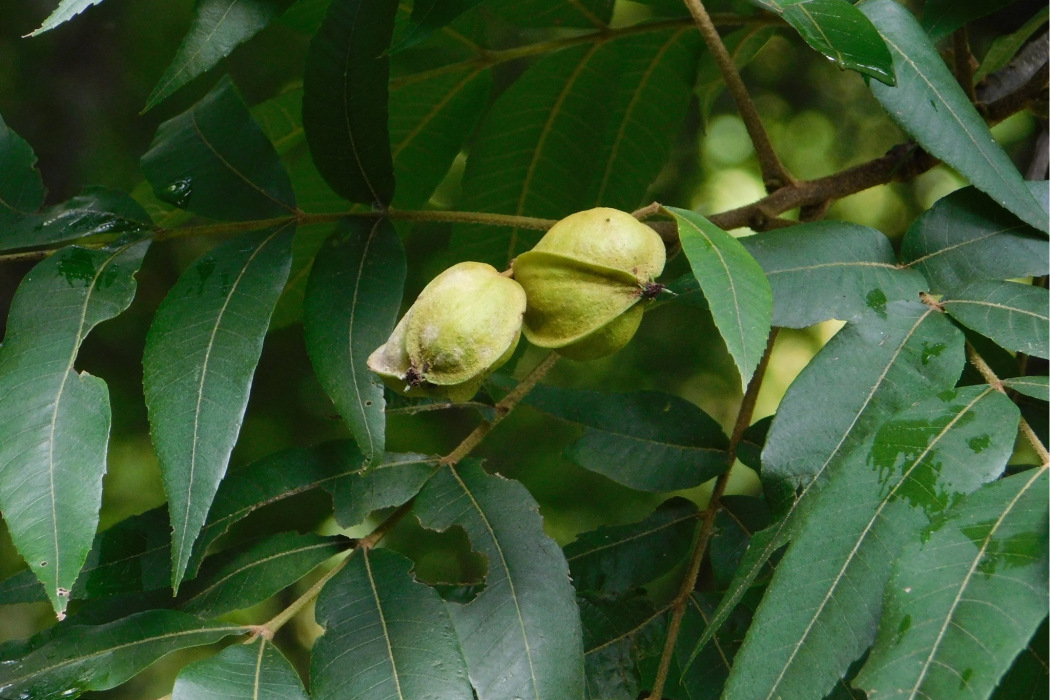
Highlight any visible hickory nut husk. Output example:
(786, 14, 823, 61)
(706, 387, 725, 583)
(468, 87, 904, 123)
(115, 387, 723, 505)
(367, 261, 527, 402)
(512, 207, 666, 360)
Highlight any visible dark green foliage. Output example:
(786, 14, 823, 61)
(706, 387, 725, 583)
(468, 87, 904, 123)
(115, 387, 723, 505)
(0, 0, 1046, 698)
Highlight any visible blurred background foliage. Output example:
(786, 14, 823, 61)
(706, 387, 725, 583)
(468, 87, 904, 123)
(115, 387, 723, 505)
(0, 0, 1043, 695)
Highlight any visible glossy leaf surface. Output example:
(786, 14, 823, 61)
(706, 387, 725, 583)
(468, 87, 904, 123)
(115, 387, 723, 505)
(754, 0, 894, 84)
(311, 548, 473, 699)
(520, 383, 729, 491)
(943, 281, 1049, 359)
(862, 0, 1048, 232)
(143, 226, 294, 589)
(742, 221, 927, 327)
(303, 0, 397, 205)
(0, 238, 149, 615)
(901, 184, 1049, 293)
(667, 206, 773, 389)
(304, 217, 405, 465)
(142, 76, 296, 220)
(1, 187, 152, 253)
(0, 610, 245, 697)
(172, 639, 308, 700)
(856, 468, 1049, 699)
(416, 462, 584, 699)
(725, 386, 1019, 699)
(145, 0, 297, 111)
(565, 498, 698, 595)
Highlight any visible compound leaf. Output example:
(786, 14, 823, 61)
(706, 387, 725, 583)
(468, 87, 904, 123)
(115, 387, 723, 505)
(725, 386, 1018, 699)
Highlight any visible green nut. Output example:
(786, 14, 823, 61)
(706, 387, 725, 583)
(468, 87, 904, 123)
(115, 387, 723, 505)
(367, 261, 526, 401)
(512, 207, 666, 360)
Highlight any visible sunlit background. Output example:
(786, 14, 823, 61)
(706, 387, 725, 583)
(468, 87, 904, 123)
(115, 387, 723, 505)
(0, 0, 1042, 695)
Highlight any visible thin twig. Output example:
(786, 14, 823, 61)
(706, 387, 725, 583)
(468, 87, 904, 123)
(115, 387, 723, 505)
(953, 28, 977, 102)
(440, 352, 560, 466)
(646, 328, 780, 698)
(681, 0, 794, 192)
(966, 343, 1049, 465)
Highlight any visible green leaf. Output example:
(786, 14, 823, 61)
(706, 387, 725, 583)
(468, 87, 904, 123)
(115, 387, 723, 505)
(943, 281, 1049, 359)
(392, 0, 484, 52)
(741, 221, 928, 328)
(389, 66, 491, 208)
(144, 0, 297, 112)
(178, 532, 348, 618)
(565, 498, 699, 595)
(975, 7, 1049, 82)
(0, 113, 45, 230)
(695, 302, 965, 660)
(415, 462, 584, 699)
(658, 592, 756, 700)
(710, 495, 772, 589)
(454, 28, 700, 266)
(756, 0, 895, 85)
(580, 591, 666, 700)
(0, 238, 149, 616)
(725, 386, 1020, 699)
(518, 383, 729, 492)
(992, 619, 1049, 700)
(303, 0, 398, 205)
(0, 610, 246, 698)
(665, 206, 773, 389)
(26, 0, 105, 35)
(311, 547, 473, 699)
(922, 0, 1020, 42)
(1004, 376, 1049, 402)
(172, 639, 308, 700)
(900, 184, 1049, 294)
(855, 468, 1049, 699)
(142, 75, 297, 219)
(189, 445, 436, 577)
(1, 187, 153, 253)
(0, 507, 170, 605)
(304, 218, 404, 464)
(143, 226, 294, 590)
(861, 0, 1048, 232)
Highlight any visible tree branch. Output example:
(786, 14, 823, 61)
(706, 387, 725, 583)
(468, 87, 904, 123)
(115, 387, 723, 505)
(681, 0, 794, 192)
(645, 328, 780, 699)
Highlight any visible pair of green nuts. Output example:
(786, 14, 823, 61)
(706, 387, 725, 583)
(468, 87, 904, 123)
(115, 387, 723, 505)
(367, 207, 667, 401)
